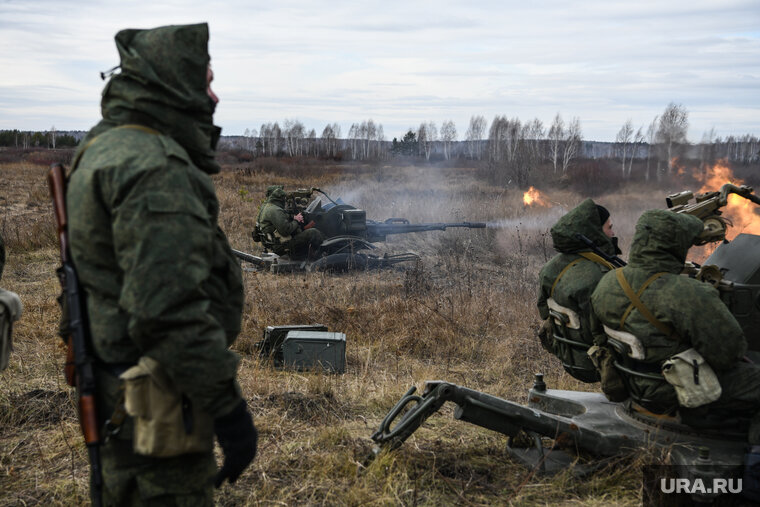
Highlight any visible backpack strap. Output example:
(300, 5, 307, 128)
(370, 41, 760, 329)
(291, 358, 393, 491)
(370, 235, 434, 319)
(578, 251, 616, 270)
(550, 258, 582, 297)
(551, 251, 615, 298)
(615, 269, 681, 341)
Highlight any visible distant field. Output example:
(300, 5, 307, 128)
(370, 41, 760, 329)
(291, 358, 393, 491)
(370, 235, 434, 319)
(0, 151, 745, 505)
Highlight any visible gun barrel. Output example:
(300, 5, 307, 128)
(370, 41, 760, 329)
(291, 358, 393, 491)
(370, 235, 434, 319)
(232, 249, 265, 266)
(367, 221, 486, 236)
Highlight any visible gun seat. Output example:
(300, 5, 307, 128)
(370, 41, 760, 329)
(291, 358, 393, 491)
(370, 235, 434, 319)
(547, 298, 599, 383)
(603, 326, 672, 413)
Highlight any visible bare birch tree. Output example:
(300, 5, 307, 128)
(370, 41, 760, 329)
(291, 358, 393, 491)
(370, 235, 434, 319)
(525, 118, 545, 162)
(548, 113, 564, 172)
(376, 124, 386, 160)
(465, 115, 487, 160)
(561, 117, 582, 173)
(656, 103, 689, 174)
(440, 120, 457, 160)
(630, 127, 645, 177)
(615, 119, 634, 178)
(645, 116, 658, 181)
(417, 122, 437, 160)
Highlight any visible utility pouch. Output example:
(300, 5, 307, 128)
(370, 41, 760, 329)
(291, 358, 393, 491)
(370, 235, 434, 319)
(120, 356, 213, 457)
(661, 348, 722, 408)
(536, 318, 554, 353)
(0, 289, 23, 372)
(588, 345, 628, 402)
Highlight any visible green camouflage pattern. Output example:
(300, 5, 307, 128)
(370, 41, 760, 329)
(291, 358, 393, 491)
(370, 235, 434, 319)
(537, 199, 617, 382)
(67, 23, 242, 503)
(101, 440, 214, 507)
(258, 189, 323, 258)
(259, 189, 301, 245)
(591, 209, 751, 414)
(95, 366, 215, 506)
(69, 23, 243, 419)
(76, 24, 221, 175)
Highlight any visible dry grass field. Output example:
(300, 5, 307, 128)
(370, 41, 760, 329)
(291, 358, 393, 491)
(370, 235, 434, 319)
(0, 151, 744, 505)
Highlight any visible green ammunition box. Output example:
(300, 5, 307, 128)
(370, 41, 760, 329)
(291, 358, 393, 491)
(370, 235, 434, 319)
(282, 330, 346, 373)
(260, 324, 328, 366)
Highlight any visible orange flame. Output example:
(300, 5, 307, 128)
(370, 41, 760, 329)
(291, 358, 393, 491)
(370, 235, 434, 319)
(523, 186, 550, 207)
(696, 160, 760, 240)
(672, 157, 686, 176)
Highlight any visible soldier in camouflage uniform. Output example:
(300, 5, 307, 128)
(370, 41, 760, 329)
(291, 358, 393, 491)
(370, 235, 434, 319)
(591, 209, 760, 442)
(258, 187, 324, 259)
(537, 199, 619, 383)
(67, 24, 257, 505)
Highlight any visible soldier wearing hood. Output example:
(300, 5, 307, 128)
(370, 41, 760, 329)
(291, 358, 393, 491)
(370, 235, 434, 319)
(537, 199, 620, 383)
(67, 24, 257, 505)
(258, 187, 324, 259)
(591, 209, 760, 443)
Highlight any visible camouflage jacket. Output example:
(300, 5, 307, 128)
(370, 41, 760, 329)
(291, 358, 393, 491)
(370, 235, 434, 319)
(67, 24, 244, 418)
(537, 199, 618, 349)
(591, 210, 746, 405)
(258, 189, 300, 243)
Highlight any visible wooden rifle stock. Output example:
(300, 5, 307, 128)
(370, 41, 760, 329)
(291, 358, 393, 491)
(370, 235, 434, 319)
(48, 163, 103, 507)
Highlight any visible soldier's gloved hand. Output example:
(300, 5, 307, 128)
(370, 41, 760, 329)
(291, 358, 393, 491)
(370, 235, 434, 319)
(213, 400, 258, 487)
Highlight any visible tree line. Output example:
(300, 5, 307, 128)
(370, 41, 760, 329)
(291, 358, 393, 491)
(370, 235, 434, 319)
(0, 128, 79, 149)
(5, 104, 758, 182)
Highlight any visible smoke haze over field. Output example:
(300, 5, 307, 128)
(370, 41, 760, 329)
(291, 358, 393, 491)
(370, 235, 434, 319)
(1, 0, 759, 142)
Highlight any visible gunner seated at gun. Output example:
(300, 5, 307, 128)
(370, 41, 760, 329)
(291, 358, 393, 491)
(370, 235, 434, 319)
(536, 199, 623, 383)
(258, 188, 324, 260)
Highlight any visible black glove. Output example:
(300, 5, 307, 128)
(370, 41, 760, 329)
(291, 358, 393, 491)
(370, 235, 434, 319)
(214, 400, 258, 487)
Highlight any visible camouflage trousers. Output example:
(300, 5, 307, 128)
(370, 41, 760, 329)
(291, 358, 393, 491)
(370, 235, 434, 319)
(95, 365, 216, 506)
(710, 361, 760, 444)
(283, 228, 324, 260)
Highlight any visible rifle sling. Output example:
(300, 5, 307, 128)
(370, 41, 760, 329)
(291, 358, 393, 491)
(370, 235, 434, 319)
(615, 269, 680, 341)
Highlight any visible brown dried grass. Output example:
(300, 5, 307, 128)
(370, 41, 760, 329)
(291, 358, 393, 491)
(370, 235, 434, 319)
(0, 154, 681, 506)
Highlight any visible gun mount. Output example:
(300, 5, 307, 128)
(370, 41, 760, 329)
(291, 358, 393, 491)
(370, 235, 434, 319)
(371, 188, 760, 503)
(237, 187, 485, 272)
(667, 183, 760, 244)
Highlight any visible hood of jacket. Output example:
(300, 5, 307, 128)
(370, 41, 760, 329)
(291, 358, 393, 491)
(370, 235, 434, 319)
(550, 198, 617, 256)
(268, 188, 287, 205)
(78, 23, 221, 174)
(628, 209, 704, 273)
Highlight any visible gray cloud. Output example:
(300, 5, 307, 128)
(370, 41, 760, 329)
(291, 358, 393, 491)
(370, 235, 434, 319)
(0, 0, 758, 141)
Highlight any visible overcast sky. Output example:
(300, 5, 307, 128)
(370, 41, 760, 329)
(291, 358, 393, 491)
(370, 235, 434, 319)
(1, 0, 758, 142)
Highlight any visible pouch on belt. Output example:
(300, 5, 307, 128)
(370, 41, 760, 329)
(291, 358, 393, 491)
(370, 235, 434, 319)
(661, 348, 722, 408)
(120, 356, 213, 457)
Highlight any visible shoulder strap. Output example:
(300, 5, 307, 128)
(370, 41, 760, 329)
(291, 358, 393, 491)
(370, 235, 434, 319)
(71, 124, 161, 171)
(578, 251, 616, 270)
(551, 251, 614, 298)
(615, 269, 680, 340)
(550, 258, 583, 297)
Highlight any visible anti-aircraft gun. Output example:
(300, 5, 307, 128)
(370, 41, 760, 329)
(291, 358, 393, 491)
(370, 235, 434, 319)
(371, 182, 760, 503)
(238, 187, 485, 272)
(666, 183, 760, 244)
